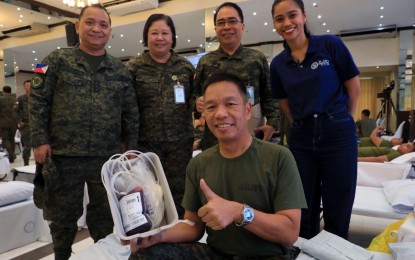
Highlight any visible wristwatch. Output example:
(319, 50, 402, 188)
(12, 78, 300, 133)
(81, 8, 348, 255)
(235, 204, 254, 227)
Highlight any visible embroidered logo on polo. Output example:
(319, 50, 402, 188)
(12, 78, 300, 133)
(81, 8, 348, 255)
(311, 59, 330, 70)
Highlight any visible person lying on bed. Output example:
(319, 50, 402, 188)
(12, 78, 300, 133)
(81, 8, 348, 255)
(359, 126, 404, 148)
(126, 72, 307, 259)
(358, 141, 415, 162)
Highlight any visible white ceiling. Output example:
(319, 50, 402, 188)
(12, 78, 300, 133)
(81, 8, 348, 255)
(0, 0, 414, 76)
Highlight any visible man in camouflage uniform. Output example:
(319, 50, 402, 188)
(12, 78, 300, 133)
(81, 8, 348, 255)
(29, 4, 139, 260)
(0, 86, 18, 162)
(17, 80, 32, 165)
(126, 13, 195, 219)
(194, 2, 279, 150)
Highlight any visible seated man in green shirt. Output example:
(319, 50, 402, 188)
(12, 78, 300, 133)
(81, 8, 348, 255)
(359, 126, 404, 148)
(127, 72, 307, 259)
(358, 142, 415, 162)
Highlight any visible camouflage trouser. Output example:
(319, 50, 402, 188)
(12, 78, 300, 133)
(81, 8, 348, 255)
(42, 155, 113, 260)
(19, 126, 31, 165)
(128, 242, 299, 259)
(0, 126, 17, 161)
(137, 138, 193, 219)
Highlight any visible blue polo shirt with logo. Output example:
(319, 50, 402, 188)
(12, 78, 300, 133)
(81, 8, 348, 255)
(270, 35, 359, 120)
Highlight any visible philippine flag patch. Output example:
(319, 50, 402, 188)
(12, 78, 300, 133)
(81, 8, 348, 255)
(34, 64, 48, 74)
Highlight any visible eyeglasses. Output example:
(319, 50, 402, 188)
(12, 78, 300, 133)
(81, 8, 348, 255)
(215, 18, 241, 27)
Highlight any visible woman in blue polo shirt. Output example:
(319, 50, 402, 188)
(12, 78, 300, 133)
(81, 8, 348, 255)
(270, 0, 361, 240)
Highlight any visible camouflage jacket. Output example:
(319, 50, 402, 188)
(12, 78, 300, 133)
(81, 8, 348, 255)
(194, 45, 279, 127)
(29, 47, 139, 156)
(127, 50, 195, 142)
(17, 93, 29, 124)
(0, 95, 18, 128)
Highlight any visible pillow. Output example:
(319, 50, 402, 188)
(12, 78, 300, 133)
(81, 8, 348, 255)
(357, 162, 411, 187)
(382, 179, 415, 214)
(390, 152, 415, 164)
(0, 181, 34, 207)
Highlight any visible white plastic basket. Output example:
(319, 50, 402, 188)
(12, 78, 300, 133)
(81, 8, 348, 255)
(101, 150, 178, 240)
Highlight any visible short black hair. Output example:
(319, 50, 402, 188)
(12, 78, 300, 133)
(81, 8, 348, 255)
(143, 13, 176, 49)
(2, 86, 12, 93)
(213, 2, 244, 26)
(23, 79, 31, 85)
(79, 3, 111, 25)
(362, 109, 370, 117)
(202, 73, 247, 102)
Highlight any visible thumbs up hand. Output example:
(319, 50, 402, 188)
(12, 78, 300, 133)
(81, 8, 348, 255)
(197, 179, 242, 230)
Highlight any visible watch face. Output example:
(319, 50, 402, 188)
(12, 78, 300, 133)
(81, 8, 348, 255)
(244, 207, 254, 222)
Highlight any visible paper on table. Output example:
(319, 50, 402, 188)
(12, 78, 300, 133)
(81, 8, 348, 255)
(301, 230, 374, 260)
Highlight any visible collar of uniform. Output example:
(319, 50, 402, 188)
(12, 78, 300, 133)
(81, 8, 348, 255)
(280, 35, 318, 65)
(141, 49, 181, 66)
(73, 46, 111, 70)
(216, 44, 244, 59)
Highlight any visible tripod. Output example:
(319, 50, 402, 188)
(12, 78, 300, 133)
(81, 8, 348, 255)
(376, 94, 397, 130)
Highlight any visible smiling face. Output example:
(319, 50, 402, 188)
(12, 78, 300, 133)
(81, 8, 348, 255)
(76, 6, 111, 55)
(203, 81, 251, 144)
(214, 6, 245, 51)
(272, 0, 307, 43)
(147, 20, 173, 59)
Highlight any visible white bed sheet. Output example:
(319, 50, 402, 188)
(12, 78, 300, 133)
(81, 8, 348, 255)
(0, 198, 51, 254)
(353, 186, 407, 220)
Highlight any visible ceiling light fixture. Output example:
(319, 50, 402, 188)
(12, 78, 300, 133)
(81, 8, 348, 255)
(63, 0, 99, 9)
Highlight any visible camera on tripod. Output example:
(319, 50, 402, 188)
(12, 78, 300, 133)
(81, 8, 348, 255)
(377, 80, 395, 99)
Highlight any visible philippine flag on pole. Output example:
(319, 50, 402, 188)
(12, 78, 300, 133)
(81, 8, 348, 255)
(34, 64, 48, 74)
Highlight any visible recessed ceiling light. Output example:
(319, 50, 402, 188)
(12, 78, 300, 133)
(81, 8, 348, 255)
(120, 34, 124, 37)
(253, 12, 257, 16)
(17, 7, 21, 11)
(326, 29, 330, 33)
(108, 46, 111, 48)
(32, 50, 36, 53)
(48, 17, 51, 19)
(57, 47, 61, 49)
(380, 6, 384, 10)
(322, 23, 326, 26)
(121, 49, 125, 52)
(273, 29, 276, 32)
(380, 15, 383, 19)
(313, 3, 317, 7)
(176, 36, 178, 38)
(20, 15, 24, 18)
(187, 39, 191, 42)
(19, 19, 22, 22)
(202, 23, 205, 26)
(318, 15, 322, 19)
(34, 58, 38, 61)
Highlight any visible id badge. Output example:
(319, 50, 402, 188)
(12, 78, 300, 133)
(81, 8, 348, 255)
(246, 86, 254, 105)
(174, 84, 185, 104)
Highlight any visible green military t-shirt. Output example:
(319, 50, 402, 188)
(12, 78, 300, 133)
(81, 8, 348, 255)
(183, 138, 307, 257)
(359, 137, 391, 148)
(358, 147, 401, 161)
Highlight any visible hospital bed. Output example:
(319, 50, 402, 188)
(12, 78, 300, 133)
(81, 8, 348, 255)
(0, 181, 52, 254)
